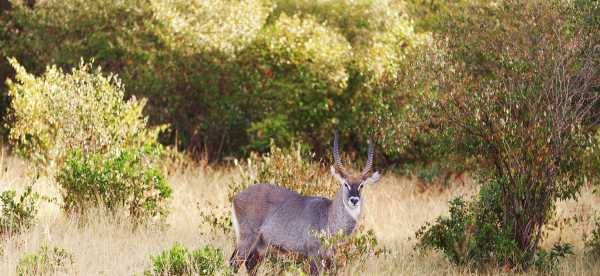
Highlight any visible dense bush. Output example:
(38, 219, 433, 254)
(0, 0, 428, 162)
(0, 185, 39, 236)
(416, 0, 600, 269)
(56, 147, 171, 220)
(16, 245, 75, 276)
(6, 58, 164, 170)
(146, 243, 225, 276)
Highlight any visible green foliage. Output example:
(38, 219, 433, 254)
(533, 242, 574, 273)
(272, 0, 407, 46)
(405, 0, 492, 32)
(16, 245, 75, 276)
(0, 185, 39, 236)
(56, 147, 171, 220)
(151, 0, 271, 55)
(0, 0, 428, 162)
(6, 58, 164, 171)
(417, 178, 573, 271)
(146, 243, 225, 276)
(416, 180, 513, 266)
(236, 13, 352, 153)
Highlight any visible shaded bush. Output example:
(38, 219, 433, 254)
(146, 243, 225, 276)
(56, 147, 171, 221)
(6, 58, 164, 171)
(0, 185, 39, 236)
(16, 245, 75, 276)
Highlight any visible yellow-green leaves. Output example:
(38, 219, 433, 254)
(7, 58, 163, 171)
(152, 0, 272, 55)
(260, 14, 352, 90)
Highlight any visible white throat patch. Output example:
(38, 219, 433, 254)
(343, 199, 361, 221)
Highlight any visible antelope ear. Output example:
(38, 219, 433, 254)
(330, 166, 346, 184)
(363, 171, 381, 185)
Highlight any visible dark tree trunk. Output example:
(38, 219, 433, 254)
(0, 0, 11, 14)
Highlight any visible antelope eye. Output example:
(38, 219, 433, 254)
(344, 183, 350, 190)
(359, 184, 364, 190)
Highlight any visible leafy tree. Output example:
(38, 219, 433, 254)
(417, 0, 600, 269)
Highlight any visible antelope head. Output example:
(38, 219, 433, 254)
(330, 134, 381, 210)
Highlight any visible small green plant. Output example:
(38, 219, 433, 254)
(56, 147, 171, 221)
(16, 245, 75, 276)
(146, 243, 225, 276)
(533, 242, 574, 273)
(585, 216, 600, 257)
(0, 185, 39, 236)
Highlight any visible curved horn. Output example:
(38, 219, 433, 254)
(333, 132, 347, 176)
(361, 141, 374, 177)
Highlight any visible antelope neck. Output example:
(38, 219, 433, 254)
(326, 187, 359, 236)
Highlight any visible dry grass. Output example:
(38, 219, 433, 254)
(0, 154, 599, 275)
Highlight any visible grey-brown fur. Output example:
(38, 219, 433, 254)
(229, 134, 381, 275)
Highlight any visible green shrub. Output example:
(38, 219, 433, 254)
(6, 58, 164, 171)
(146, 243, 225, 276)
(0, 185, 39, 236)
(236, 13, 353, 153)
(16, 245, 75, 276)
(272, 0, 406, 45)
(56, 147, 171, 220)
(417, 178, 573, 271)
(416, 180, 510, 266)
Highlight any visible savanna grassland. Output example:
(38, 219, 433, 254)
(1, 0, 600, 275)
(1, 152, 599, 275)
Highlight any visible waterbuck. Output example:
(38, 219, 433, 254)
(229, 134, 381, 275)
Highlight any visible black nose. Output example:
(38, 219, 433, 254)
(350, 198, 359, 205)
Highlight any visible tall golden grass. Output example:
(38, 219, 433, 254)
(0, 154, 599, 275)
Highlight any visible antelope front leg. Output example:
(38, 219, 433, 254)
(309, 259, 321, 276)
